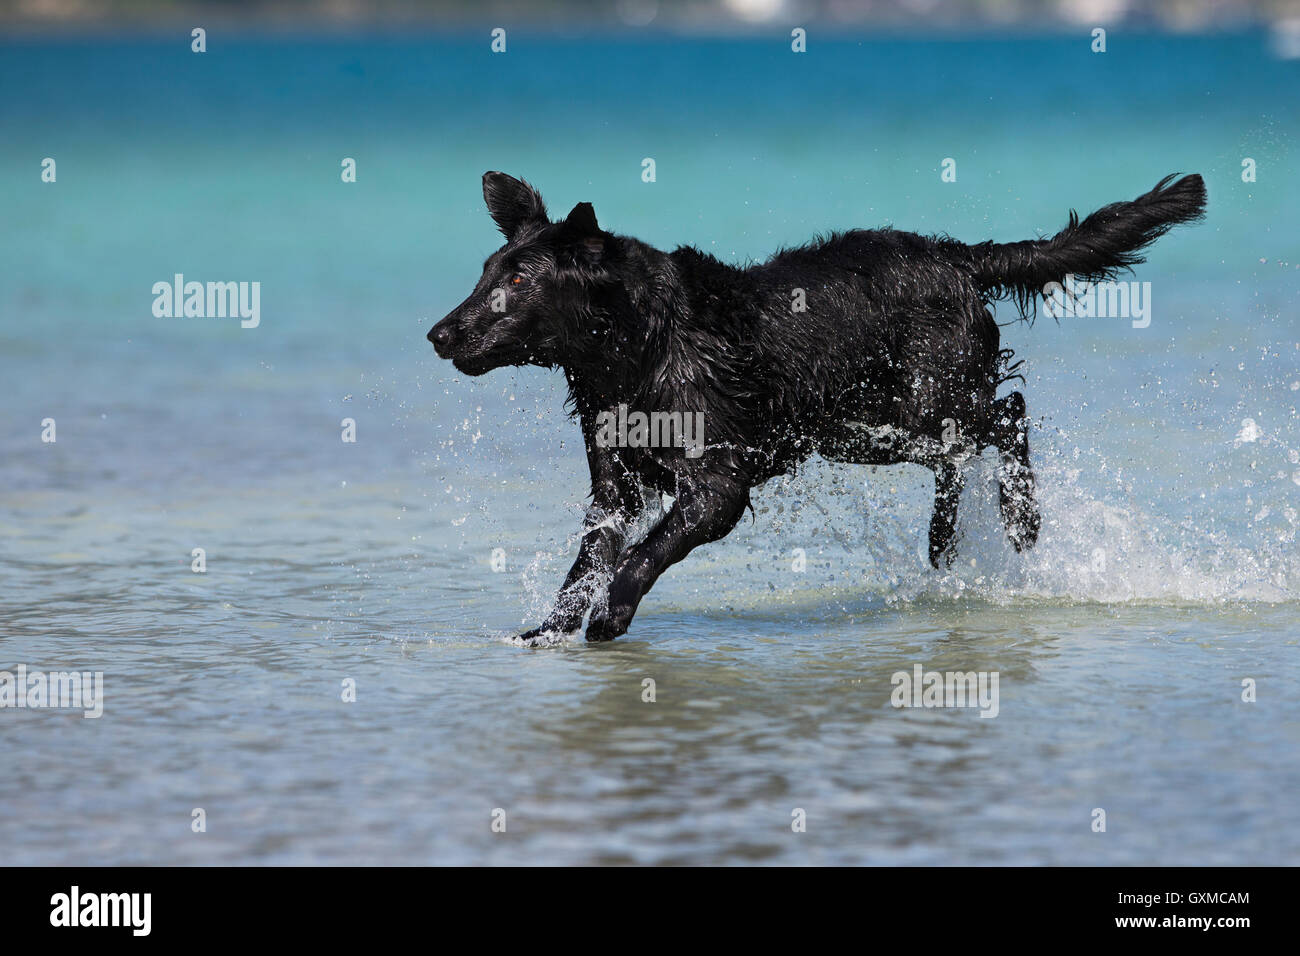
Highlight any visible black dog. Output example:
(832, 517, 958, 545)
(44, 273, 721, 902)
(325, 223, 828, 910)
(429, 171, 1206, 642)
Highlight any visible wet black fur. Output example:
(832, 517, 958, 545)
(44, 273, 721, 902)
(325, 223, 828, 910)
(429, 171, 1206, 642)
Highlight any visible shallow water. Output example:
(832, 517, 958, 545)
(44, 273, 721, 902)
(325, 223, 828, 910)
(1, 31, 1297, 864)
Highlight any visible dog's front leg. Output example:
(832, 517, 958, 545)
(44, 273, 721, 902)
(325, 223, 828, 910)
(517, 507, 625, 642)
(586, 483, 748, 642)
(517, 456, 642, 644)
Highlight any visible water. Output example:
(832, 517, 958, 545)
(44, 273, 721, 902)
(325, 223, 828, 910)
(1, 31, 1297, 864)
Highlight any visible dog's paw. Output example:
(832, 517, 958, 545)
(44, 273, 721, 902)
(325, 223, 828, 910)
(512, 626, 572, 648)
(1007, 510, 1041, 552)
(999, 482, 1041, 553)
(586, 597, 639, 641)
(584, 614, 623, 643)
(927, 543, 958, 570)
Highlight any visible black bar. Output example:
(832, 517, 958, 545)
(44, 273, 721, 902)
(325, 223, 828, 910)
(2, 867, 1281, 941)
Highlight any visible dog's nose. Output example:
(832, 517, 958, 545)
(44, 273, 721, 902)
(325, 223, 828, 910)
(428, 323, 454, 354)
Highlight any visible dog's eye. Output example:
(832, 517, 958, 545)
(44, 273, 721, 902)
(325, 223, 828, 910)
(510, 273, 526, 286)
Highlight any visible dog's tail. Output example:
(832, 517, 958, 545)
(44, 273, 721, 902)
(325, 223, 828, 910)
(966, 174, 1206, 320)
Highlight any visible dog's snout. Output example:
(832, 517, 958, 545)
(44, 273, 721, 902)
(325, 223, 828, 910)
(428, 321, 456, 356)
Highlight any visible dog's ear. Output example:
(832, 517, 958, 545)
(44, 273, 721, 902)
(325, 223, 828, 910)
(562, 202, 605, 262)
(482, 172, 547, 239)
(564, 201, 599, 234)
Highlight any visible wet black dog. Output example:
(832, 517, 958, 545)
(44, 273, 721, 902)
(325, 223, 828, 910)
(429, 171, 1205, 642)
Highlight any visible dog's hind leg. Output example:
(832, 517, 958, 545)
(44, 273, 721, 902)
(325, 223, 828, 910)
(927, 459, 964, 568)
(987, 391, 1040, 552)
(819, 425, 968, 568)
(585, 483, 748, 642)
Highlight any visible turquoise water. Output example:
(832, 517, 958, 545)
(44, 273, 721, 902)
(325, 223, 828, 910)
(1, 31, 1297, 864)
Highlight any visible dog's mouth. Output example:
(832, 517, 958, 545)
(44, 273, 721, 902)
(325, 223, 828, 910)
(451, 353, 500, 376)
(449, 343, 526, 376)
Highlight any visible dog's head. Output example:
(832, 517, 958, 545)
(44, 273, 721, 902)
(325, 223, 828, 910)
(428, 172, 613, 376)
